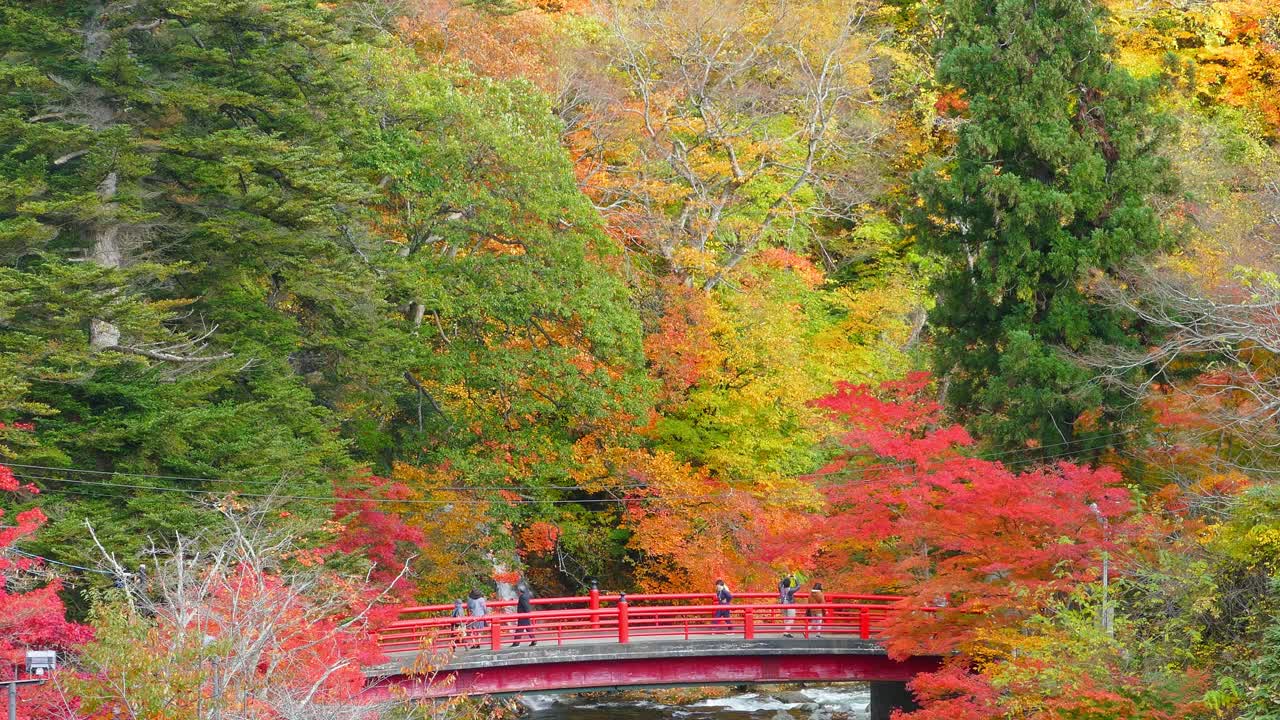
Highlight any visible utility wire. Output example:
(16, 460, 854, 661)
(7, 472, 725, 506)
(803, 427, 1139, 479)
(0, 461, 651, 492)
(0, 428, 1171, 575)
(6, 547, 115, 576)
(6, 432, 1149, 508)
(3, 426, 1141, 495)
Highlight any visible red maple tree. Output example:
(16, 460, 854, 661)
(1, 460, 93, 719)
(329, 473, 428, 601)
(800, 372, 1134, 657)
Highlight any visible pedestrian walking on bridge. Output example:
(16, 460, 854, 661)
(466, 588, 488, 649)
(713, 579, 732, 628)
(450, 598, 466, 645)
(511, 584, 537, 647)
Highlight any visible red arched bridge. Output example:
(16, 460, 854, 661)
(362, 588, 942, 719)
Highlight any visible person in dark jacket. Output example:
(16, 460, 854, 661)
(713, 579, 733, 627)
(466, 588, 488, 649)
(511, 585, 537, 647)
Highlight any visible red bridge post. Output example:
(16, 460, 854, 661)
(617, 593, 630, 644)
(491, 616, 502, 651)
(859, 607, 870, 639)
(743, 607, 755, 639)
(589, 579, 600, 630)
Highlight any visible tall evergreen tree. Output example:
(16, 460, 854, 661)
(0, 0, 375, 557)
(0, 1, 651, 575)
(913, 0, 1176, 458)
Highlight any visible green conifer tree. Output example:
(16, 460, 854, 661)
(0, 1, 651, 579)
(913, 0, 1176, 458)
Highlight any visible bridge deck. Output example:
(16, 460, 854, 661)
(370, 634, 894, 676)
(363, 636, 940, 700)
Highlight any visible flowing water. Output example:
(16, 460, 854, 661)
(519, 685, 871, 719)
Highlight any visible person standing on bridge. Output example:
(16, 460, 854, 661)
(713, 579, 732, 627)
(779, 573, 799, 637)
(511, 584, 537, 647)
(466, 588, 488, 649)
(807, 582, 826, 637)
(451, 598, 466, 646)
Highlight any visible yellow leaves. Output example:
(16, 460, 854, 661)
(380, 463, 496, 598)
(480, 237, 527, 256)
(1243, 524, 1280, 547)
(1165, 235, 1231, 286)
(573, 437, 818, 591)
(1108, 0, 1280, 133)
(1225, 523, 1280, 571)
(671, 246, 720, 280)
(1195, 522, 1221, 546)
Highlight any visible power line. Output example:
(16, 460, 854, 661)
(6, 547, 115, 576)
(7, 430, 1148, 508)
(3, 425, 1139, 498)
(0, 461, 651, 492)
(803, 427, 1141, 480)
(1, 429, 1168, 575)
(8, 472, 726, 506)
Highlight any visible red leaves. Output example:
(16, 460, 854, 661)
(329, 474, 427, 600)
(752, 247, 825, 288)
(0, 508, 46, 555)
(644, 283, 719, 403)
(799, 376, 1220, 719)
(0, 463, 93, 698)
(219, 567, 381, 700)
(801, 376, 1135, 656)
(0, 463, 38, 494)
(905, 651, 1208, 720)
(934, 89, 970, 118)
(493, 570, 522, 585)
(0, 579, 94, 653)
(903, 664, 1000, 720)
(520, 521, 561, 554)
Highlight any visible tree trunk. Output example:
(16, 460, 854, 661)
(81, 4, 128, 353)
(86, 172, 125, 352)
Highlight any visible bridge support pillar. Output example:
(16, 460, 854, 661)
(869, 681, 919, 720)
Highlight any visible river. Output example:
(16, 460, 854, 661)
(520, 685, 871, 719)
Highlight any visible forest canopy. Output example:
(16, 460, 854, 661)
(2, 0, 1280, 717)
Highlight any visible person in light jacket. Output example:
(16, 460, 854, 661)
(779, 573, 799, 637)
(466, 588, 488, 649)
(450, 598, 466, 646)
(806, 582, 826, 637)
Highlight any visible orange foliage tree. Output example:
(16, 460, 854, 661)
(1110, 0, 1280, 135)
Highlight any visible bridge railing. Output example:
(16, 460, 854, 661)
(390, 590, 903, 618)
(377, 596, 914, 654)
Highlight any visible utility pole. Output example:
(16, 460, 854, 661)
(1088, 502, 1114, 636)
(5, 650, 55, 719)
(4, 675, 44, 720)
